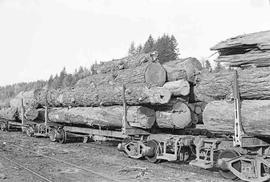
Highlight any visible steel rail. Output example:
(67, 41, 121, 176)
(7, 143, 121, 182)
(0, 154, 53, 182)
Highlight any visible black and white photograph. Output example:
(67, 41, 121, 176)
(0, 0, 270, 181)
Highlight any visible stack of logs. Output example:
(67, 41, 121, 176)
(1, 53, 203, 131)
(196, 30, 270, 136)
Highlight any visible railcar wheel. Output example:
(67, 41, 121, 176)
(58, 128, 67, 144)
(218, 149, 241, 180)
(26, 126, 35, 137)
(0, 122, 8, 131)
(48, 128, 58, 142)
(145, 140, 161, 163)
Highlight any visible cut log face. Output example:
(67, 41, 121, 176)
(0, 107, 18, 121)
(76, 62, 166, 88)
(48, 106, 155, 129)
(34, 84, 171, 108)
(163, 57, 202, 83)
(155, 101, 192, 129)
(92, 53, 152, 74)
(203, 100, 270, 136)
(163, 80, 190, 96)
(194, 68, 270, 103)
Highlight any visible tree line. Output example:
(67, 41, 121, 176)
(128, 34, 179, 64)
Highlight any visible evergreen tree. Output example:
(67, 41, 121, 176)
(205, 60, 212, 71)
(154, 34, 179, 64)
(143, 35, 155, 53)
(128, 42, 136, 56)
(136, 44, 143, 54)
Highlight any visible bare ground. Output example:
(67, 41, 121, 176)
(0, 131, 232, 182)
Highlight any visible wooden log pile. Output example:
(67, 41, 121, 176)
(0, 53, 203, 131)
(200, 30, 270, 136)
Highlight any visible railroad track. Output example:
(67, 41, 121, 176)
(0, 142, 121, 182)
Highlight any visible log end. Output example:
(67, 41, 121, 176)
(145, 62, 166, 87)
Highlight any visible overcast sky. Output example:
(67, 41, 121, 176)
(0, 0, 270, 86)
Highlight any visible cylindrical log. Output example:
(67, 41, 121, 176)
(92, 53, 152, 74)
(162, 80, 190, 96)
(10, 90, 39, 109)
(195, 67, 270, 103)
(0, 107, 18, 121)
(34, 85, 171, 108)
(163, 57, 202, 83)
(48, 106, 155, 129)
(203, 100, 270, 136)
(155, 101, 192, 129)
(76, 62, 166, 88)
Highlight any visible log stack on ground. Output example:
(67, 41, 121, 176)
(211, 30, 270, 67)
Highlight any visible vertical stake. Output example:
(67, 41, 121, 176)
(122, 85, 127, 134)
(21, 98, 25, 131)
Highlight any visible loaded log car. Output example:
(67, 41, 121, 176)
(1, 70, 270, 182)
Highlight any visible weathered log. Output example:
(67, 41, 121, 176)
(34, 84, 171, 108)
(0, 107, 18, 121)
(92, 53, 152, 74)
(214, 50, 270, 67)
(211, 30, 270, 51)
(48, 106, 155, 129)
(211, 30, 270, 67)
(162, 80, 190, 96)
(194, 68, 270, 103)
(155, 101, 192, 129)
(163, 57, 202, 83)
(76, 62, 166, 87)
(203, 100, 270, 136)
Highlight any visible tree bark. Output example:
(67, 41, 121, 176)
(76, 62, 166, 88)
(34, 84, 171, 108)
(203, 100, 270, 136)
(163, 57, 202, 83)
(162, 80, 190, 96)
(48, 106, 155, 129)
(0, 107, 18, 121)
(211, 30, 270, 67)
(155, 101, 192, 129)
(92, 53, 152, 74)
(194, 68, 270, 103)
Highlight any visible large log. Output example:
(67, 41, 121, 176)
(203, 100, 270, 136)
(162, 80, 190, 97)
(10, 90, 37, 109)
(211, 30, 270, 51)
(163, 57, 202, 83)
(194, 67, 270, 103)
(92, 53, 152, 74)
(34, 84, 171, 108)
(0, 107, 18, 121)
(211, 30, 270, 67)
(155, 101, 192, 129)
(76, 62, 166, 87)
(48, 106, 155, 129)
